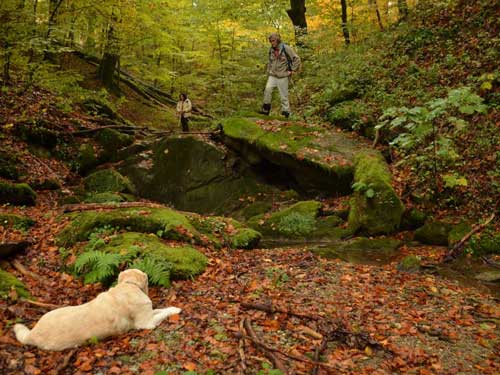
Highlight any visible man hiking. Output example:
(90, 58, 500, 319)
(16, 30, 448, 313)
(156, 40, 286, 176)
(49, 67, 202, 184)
(259, 33, 301, 118)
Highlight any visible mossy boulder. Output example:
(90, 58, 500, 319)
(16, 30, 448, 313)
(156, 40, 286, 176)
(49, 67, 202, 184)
(84, 169, 135, 194)
(401, 208, 428, 230)
(56, 207, 200, 247)
(347, 152, 404, 235)
(0, 151, 20, 180)
(76, 143, 99, 175)
(414, 221, 452, 246)
(0, 214, 35, 230)
(465, 229, 500, 255)
(79, 232, 208, 281)
(310, 215, 349, 239)
(448, 221, 472, 246)
(14, 120, 59, 149)
(237, 201, 274, 221)
(95, 128, 134, 161)
(247, 201, 322, 238)
(221, 117, 363, 195)
(150, 246, 208, 279)
(186, 214, 262, 249)
(83, 192, 131, 204)
(119, 135, 276, 214)
(0, 182, 37, 206)
(0, 269, 30, 299)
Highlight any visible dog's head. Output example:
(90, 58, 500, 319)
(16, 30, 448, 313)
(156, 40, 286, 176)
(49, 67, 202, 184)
(117, 269, 149, 294)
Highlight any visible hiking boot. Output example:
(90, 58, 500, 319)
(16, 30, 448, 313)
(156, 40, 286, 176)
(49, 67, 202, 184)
(281, 111, 290, 118)
(259, 103, 271, 115)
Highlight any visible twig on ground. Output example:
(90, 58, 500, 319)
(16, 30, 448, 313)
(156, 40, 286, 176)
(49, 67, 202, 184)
(243, 318, 289, 374)
(238, 319, 247, 371)
(240, 301, 320, 321)
(311, 337, 329, 375)
(11, 260, 46, 283)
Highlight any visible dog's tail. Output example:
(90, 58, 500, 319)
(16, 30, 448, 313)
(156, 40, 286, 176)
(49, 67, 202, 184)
(13, 324, 32, 344)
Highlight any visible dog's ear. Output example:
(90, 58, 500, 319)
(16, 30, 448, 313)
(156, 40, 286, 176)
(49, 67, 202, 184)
(117, 270, 128, 284)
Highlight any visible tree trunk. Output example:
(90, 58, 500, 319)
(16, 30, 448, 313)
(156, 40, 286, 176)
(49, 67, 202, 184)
(369, 0, 384, 31)
(98, 12, 120, 90)
(286, 0, 307, 45)
(340, 0, 350, 45)
(398, 0, 408, 20)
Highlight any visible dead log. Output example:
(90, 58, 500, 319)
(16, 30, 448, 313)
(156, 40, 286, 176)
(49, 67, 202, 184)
(61, 201, 167, 213)
(443, 213, 495, 262)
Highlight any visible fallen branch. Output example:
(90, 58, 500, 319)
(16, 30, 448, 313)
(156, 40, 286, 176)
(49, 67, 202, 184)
(243, 318, 289, 374)
(238, 319, 247, 371)
(443, 213, 495, 262)
(239, 323, 338, 371)
(311, 338, 328, 375)
(11, 260, 45, 283)
(240, 301, 320, 321)
(61, 201, 167, 213)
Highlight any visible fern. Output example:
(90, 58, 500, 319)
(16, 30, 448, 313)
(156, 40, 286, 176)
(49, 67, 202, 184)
(74, 251, 123, 285)
(132, 256, 172, 287)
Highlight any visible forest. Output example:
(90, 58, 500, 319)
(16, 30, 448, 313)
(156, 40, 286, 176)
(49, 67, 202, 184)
(0, 0, 499, 374)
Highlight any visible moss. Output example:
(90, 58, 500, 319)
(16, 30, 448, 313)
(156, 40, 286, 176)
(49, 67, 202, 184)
(448, 221, 472, 246)
(0, 182, 37, 206)
(0, 151, 20, 180)
(0, 269, 31, 299)
(397, 255, 422, 272)
(347, 151, 404, 235)
(83, 192, 129, 204)
(221, 117, 358, 195)
(56, 207, 200, 247)
(84, 169, 135, 194)
(238, 201, 274, 221)
(150, 246, 208, 279)
(0, 214, 35, 230)
(414, 221, 452, 246)
(401, 208, 428, 230)
(186, 214, 262, 249)
(339, 237, 401, 252)
(95, 128, 134, 161)
(96, 128, 134, 150)
(247, 201, 322, 238)
(76, 143, 99, 175)
(14, 120, 59, 149)
(466, 229, 500, 256)
(230, 228, 262, 249)
(310, 215, 346, 239)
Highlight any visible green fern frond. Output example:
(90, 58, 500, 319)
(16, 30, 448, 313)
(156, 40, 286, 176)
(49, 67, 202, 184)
(132, 256, 171, 287)
(75, 251, 124, 285)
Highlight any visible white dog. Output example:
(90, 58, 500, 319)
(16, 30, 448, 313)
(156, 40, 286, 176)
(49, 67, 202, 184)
(14, 269, 181, 351)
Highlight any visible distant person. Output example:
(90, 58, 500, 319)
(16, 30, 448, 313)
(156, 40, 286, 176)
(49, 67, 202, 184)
(176, 93, 192, 132)
(259, 33, 301, 118)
